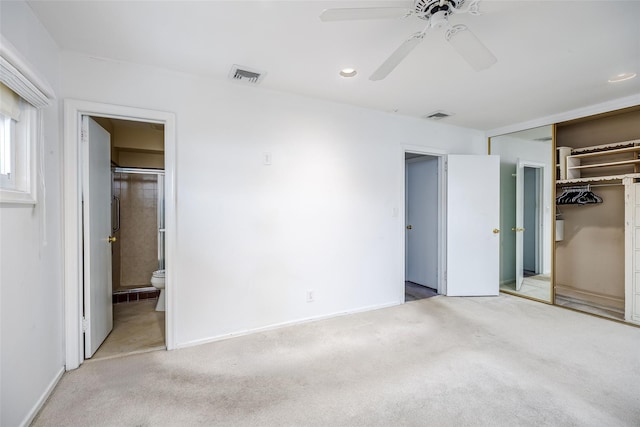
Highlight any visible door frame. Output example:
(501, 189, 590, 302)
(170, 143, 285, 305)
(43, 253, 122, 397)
(517, 160, 546, 279)
(401, 145, 447, 297)
(63, 99, 176, 370)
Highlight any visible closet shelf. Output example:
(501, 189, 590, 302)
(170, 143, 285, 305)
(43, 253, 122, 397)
(557, 173, 640, 186)
(562, 139, 640, 180)
(568, 159, 640, 170)
(570, 139, 640, 154)
(570, 145, 640, 159)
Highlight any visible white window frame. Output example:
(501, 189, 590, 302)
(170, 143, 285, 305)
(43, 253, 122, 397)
(0, 35, 53, 204)
(0, 112, 16, 188)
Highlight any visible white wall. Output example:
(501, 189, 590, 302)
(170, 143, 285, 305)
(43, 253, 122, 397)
(0, 2, 63, 426)
(60, 51, 484, 347)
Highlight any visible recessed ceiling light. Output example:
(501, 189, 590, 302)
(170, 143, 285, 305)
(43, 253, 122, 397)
(339, 68, 357, 78)
(608, 72, 636, 83)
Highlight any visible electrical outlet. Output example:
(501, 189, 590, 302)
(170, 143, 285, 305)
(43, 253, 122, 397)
(306, 290, 315, 303)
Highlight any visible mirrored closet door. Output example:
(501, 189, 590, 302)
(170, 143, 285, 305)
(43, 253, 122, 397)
(490, 126, 554, 302)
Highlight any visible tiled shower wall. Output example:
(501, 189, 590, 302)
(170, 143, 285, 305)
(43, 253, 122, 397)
(112, 172, 159, 289)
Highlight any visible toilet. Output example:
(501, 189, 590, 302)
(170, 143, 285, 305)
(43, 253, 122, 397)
(150, 269, 165, 311)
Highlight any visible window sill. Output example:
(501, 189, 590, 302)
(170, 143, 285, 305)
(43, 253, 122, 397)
(0, 188, 36, 205)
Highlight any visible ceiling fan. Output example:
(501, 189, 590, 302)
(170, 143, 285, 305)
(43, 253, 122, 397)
(320, 0, 497, 81)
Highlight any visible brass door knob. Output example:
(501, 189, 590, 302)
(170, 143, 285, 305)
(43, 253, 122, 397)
(108, 236, 117, 243)
(406, 225, 413, 230)
(493, 229, 500, 234)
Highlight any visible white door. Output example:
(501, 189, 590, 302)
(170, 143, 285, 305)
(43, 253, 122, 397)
(406, 157, 438, 287)
(83, 116, 113, 358)
(446, 155, 500, 296)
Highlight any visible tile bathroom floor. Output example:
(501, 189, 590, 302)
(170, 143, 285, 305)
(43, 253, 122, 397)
(91, 299, 165, 361)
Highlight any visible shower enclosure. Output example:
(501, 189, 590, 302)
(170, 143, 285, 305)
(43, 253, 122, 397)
(111, 167, 165, 291)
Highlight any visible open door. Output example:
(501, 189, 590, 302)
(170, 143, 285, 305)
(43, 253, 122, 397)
(446, 154, 500, 296)
(82, 116, 114, 358)
(406, 156, 438, 287)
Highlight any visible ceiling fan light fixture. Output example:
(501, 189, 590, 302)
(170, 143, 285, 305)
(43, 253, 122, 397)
(429, 10, 450, 29)
(320, 0, 495, 81)
(608, 72, 636, 83)
(339, 68, 358, 78)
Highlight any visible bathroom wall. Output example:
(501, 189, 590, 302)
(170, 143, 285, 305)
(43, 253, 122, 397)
(112, 120, 164, 169)
(108, 118, 165, 291)
(113, 172, 159, 289)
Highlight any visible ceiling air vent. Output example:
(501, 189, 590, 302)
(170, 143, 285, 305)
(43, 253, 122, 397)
(229, 65, 265, 85)
(424, 110, 454, 120)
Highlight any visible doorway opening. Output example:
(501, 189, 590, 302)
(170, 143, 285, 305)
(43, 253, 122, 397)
(523, 166, 543, 277)
(89, 117, 166, 360)
(404, 152, 443, 302)
(499, 160, 549, 300)
(63, 100, 175, 370)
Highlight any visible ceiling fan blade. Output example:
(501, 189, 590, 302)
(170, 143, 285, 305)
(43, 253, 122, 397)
(370, 33, 425, 81)
(320, 7, 411, 22)
(446, 24, 497, 71)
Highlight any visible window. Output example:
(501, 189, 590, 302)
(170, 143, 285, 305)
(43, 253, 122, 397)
(0, 83, 19, 190)
(0, 36, 53, 204)
(0, 80, 37, 203)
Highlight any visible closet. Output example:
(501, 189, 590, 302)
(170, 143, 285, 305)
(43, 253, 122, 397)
(554, 106, 640, 324)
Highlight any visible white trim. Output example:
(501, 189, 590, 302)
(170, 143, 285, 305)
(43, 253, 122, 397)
(0, 35, 54, 205)
(175, 301, 401, 350)
(0, 106, 38, 204)
(18, 367, 64, 427)
(401, 145, 448, 296)
(0, 35, 54, 105)
(63, 99, 176, 370)
(485, 94, 640, 138)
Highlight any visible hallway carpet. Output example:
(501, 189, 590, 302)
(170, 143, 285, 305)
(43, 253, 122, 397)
(33, 295, 640, 426)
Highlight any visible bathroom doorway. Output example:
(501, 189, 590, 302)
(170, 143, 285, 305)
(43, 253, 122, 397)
(89, 117, 166, 360)
(63, 100, 176, 370)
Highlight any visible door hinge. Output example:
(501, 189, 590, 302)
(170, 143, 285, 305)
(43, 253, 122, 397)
(82, 317, 87, 332)
(444, 161, 448, 172)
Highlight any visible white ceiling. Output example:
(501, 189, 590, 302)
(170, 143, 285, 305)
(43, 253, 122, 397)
(27, 0, 640, 131)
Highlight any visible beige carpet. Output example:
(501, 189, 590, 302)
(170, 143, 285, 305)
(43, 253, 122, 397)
(33, 295, 640, 426)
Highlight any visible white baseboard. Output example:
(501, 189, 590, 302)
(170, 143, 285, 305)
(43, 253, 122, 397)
(176, 301, 401, 350)
(20, 366, 64, 427)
